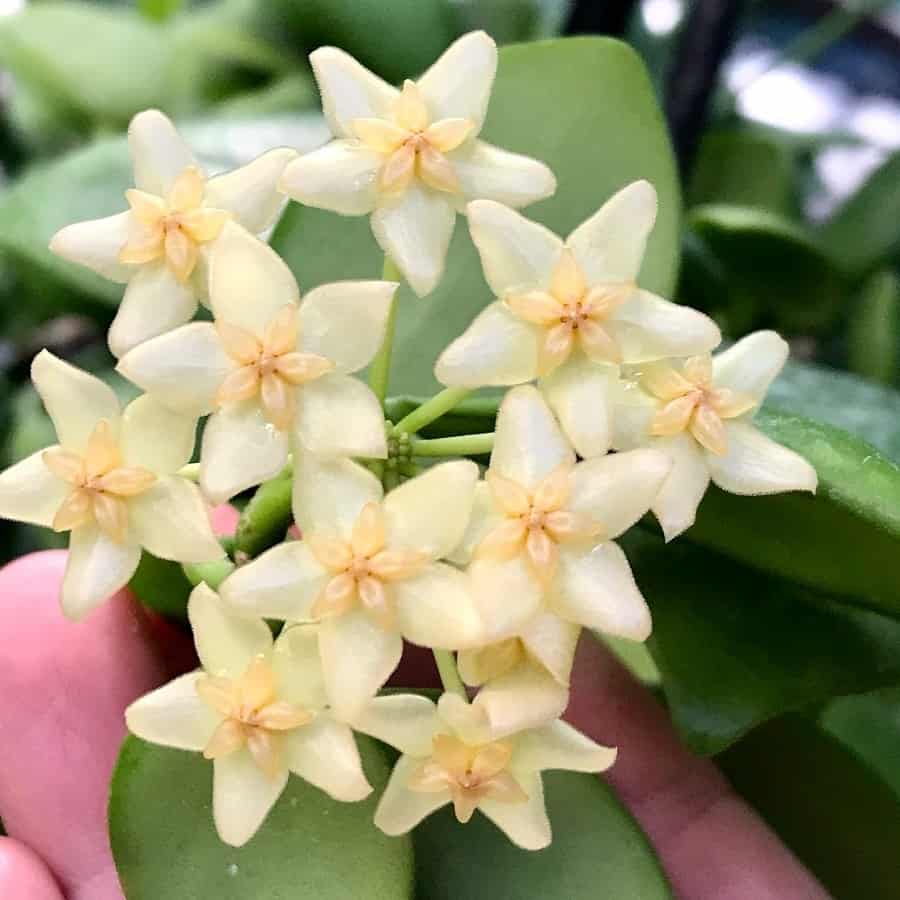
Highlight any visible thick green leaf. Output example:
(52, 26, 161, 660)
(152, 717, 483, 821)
(272, 36, 681, 396)
(128, 552, 194, 619)
(110, 735, 413, 899)
(687, 408, 900, 618)
(413, 770, 671, 899)
(817, 151, 900, 279)
(847, 268, 899, 384)
(687, 203, 844, 333)
(621, 530, 900, 755)
(720, 715, 900, 900)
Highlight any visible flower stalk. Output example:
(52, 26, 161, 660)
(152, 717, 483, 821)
(433, 649, 468, 700)
(393, 386, 473, 435)
(412, 433, 494, 458)
(368, 255, 403, 407)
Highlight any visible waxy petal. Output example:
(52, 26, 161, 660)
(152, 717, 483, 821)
(119, 394, 197, 474)
(128, 109, 198, 197)
(513, 720, 617, 774)
(213, 749, 288, 847)
(48, 211, 133, 283)
(374, 754, 449, 835)
(451, 140, 556, 208)
(474, 663, 568, 739)
(285, 717, 372, 801)
(353, 694, 439, 758)
(651, 433, 711, 541)
(271, 624, 329, 710)
(479, 772, 550, 851)
(712, 330, 789, 402)
(470, 555, 544, 640)
(449, 480, 505, 565)
(520, 612, 581, 686)
(0, 448, 70, 528)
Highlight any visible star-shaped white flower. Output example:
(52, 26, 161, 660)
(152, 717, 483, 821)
(116, 222, 395, 503)
(452, 386, 670, 644)
(49, 109, 297, 357)
(435, 182, 722, 457)
(354, 692, 615, 850)
(220, 457, 482, 720)
(612, 330, 818, 540)
(279, 31, 556, 297)
(457, 611, 580, 738)
(126, 584, 372, 847)
(0, 351, 223, 619)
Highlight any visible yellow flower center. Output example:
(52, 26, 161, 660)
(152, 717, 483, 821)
(42, 420, 156, 543)
(408, 733, 528, 824)
(118, 166, 231, 282)
(351, 80, 474, 196)
(505, 249, 635, 375)
(643, 356, 757, 456)
(306, 501, 426, 631)
(475, 464, 604, 582)
(215, 305, 334, 431)
(196, 655, 312, 780)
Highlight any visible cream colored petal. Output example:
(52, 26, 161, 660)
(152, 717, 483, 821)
(383, 460, 478, 559)
(520, 612, 580, 685)
(610, 381, 658, 450)
(434, 301, 540, 388)
(213, 748, 288, 847)
(209, 222, 299, 335)
(199, 404, 290, 505)
(569, 449, 671, 540)
(319, 610, 403, 720)
(117, 323, 233, 415)
(712, 330, 789, 402)
(651, 433, 711, 541)
(436, 692, 493, 745)
(490, 385, 574, 493)
(278, 141, 383, 215)
(416, 31, 497, 129)
(467, 200, 563, 298)
(309, 46, 399, 138)
(128, 109, 198, 196)
(708, 422, 818, 497)
(451, 140, 555, 208)
(204, 147, 296, 233)
(107, 261, 198, 358)
(374, 754, 449, 836)
(513, 720, 616, 774)
(448, 480, 503, 565)
(120, 394, 197, 474)
(539, 355, 618, 459)
(566, 180, 657, 285)
(479, 771, 550, 851)
(220, 541, 327, 622)
(31, 350, 120, 453)
(607, 290, 721, 363)
(371, 183, 456, 298)
(392, 563, 482, 650)
(0, 448, 69, 527)
(128, 476, 223, 563)
(470, 555, 544, 641)
(48, 211, 133, 283)
(551, 542, 651, 641)
(474, 663, 568, 739)
(187, 582, 273, 679)
(125, 670, 220, 752)
(294, 373, 387, 459)
(271, 624, 329, 709)
(352, 694, 439, 757)
(298, 280, 396, 374)
(61, 524, 141, 620)
(285, 717, 371, 801)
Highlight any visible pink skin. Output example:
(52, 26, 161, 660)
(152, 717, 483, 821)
(0, 506, 827, 899)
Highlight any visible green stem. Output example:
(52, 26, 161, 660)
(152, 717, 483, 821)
(369, 255, 402, 407)
(182, 558, 236, 591)
(393, 387, 472, 435)
(178, 462, 200, 481)
(433, 649, 468, 700)
(412, 433, 494, 458)
(234, 467, 294, 559)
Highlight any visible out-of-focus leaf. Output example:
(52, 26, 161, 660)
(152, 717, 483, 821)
(686, 204, 845, 333)
(720, 715, 900, 900)
(847, 268, 899, 384)
(818, 151, 900, 279)
(110, 735, 414, 900)
(621, 530, 900, 755)
(272, 36, 681, 396)
(216, 73, 317, 118)
(447, 0, 572, 43)
(139, 0, 184, 22)
(414, 770, 672, 899)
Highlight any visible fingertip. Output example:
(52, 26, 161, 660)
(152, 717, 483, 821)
(0, 838, 65, 900)
(210, 503, 239, 536)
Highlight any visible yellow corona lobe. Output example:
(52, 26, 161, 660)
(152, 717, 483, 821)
(42, 420, 156, 542)
(119, 166, 231, 281)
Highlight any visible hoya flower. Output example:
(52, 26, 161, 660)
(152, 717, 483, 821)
(355, 692, 615, 850)
(0, 351, 222, 619)
(613, 331, 818, 540)
(220, 457, 482, 719)
(117, 223, 395, 503)
(126, 584, 372, 847)
(453, 385, 670, 643)
(50, 109, 296, 357)
(435, 183, 721, 457)
(279, 31, 556, 297)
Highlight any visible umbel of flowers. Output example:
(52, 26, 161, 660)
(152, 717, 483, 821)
(0, 31, 817, 851)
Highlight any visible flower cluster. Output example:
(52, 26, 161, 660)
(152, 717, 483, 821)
(0, 31, 817, 850)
